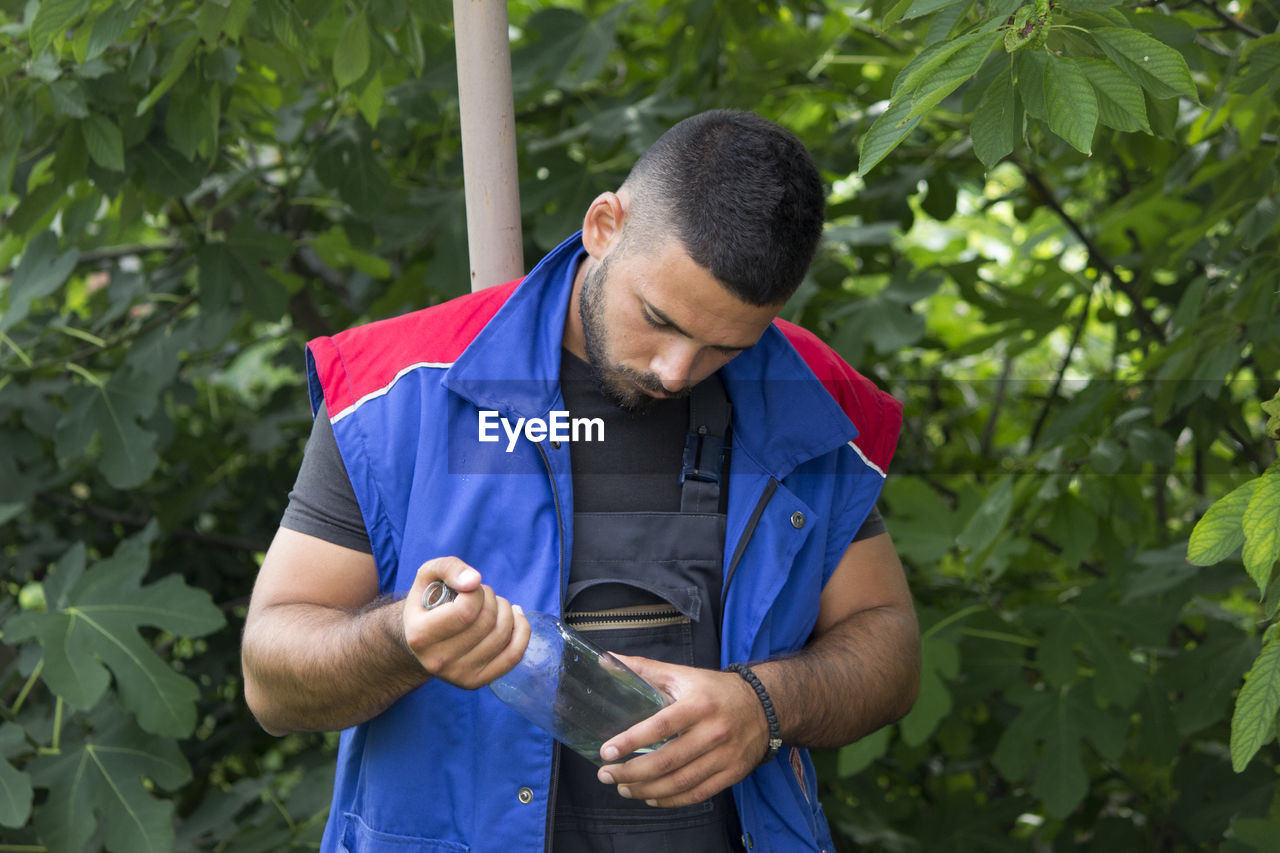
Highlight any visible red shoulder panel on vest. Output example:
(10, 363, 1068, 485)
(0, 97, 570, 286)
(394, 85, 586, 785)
(773, 318, 903, 475)
(310, 279, 521, 418)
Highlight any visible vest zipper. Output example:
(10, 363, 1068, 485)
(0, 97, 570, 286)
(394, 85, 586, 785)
(719, 478, 778, 628)
(535, 441, 565, 853)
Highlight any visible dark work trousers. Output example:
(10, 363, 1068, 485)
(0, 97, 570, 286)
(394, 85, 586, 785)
(552, 377, 747, 853)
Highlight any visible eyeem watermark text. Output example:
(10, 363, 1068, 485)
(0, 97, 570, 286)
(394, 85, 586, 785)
(478, 411, 604, 452)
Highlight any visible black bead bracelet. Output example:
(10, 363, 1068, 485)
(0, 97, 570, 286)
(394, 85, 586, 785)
(725, 663, 783, 764)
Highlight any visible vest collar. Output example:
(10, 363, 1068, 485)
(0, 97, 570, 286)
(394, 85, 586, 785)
(443, 233, 858, 480)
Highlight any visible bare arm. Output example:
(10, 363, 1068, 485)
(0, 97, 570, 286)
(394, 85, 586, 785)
(755, 530, 921, 747)
(241, 527, 530, 735)
(596, 532, 920, 806)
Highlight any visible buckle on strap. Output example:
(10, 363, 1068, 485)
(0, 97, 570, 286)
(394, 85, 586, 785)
(681, 427, 724, 485)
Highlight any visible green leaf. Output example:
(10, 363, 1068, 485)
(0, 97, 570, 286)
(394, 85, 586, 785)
(85, 1, 139, 62)
(0, 230, 80, 335)
(135, 32, 201, 116)
(1036, 698, 1089, 819)
(1038, 612, 1077, 686)
(1262, 390, 1280, 440)
(136, 138, 206, 197)
(895, 30, 992, 97)
(334, 11, 372, 90)
(29, 708, 192, 853)
(836, 726, 891, 776)
(53, 370, 162, 489)
(197, 0, 230, 46)
(1045, 55, 1098, 154)
(1242, 466, 1280, 595)
(29, 0, 91, 56)
(903, 31, 1001, 121)
(1077, 57, 1151, 133)
(956, 476, 1014, 554)
(49, 79, 89, 118)
(356, 71, 385, 129)
(0, 725, 33, 828)
(81, 111, 124, 171)
(972, 68, 1019, 168)
(858, 97, 923, 177)
(5, 528, 225, 736)
(1015, 48, 1048, 119)
(899, 633, 959, 745)
(1188, 479, 1259, 565)
(1230, 633, 1280, 772)
(901, 0, 967, 21)
(1091, 27, 1198, 101)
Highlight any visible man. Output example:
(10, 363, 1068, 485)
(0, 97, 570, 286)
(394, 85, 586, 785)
(242, 110, 920, 852)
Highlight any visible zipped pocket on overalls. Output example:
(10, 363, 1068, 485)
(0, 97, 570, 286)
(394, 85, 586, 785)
(564, 603, 688, 633)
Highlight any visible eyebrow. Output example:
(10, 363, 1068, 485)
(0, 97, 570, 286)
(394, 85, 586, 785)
(645, 302, 757, 353)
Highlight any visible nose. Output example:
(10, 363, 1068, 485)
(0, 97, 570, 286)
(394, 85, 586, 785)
(649, 344, 698, 394)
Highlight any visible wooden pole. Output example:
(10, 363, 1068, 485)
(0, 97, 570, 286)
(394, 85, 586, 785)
(453, 0, 524, 291)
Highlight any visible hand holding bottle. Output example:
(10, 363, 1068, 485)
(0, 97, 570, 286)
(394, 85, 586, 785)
(402, 557, 531, 690)
(422, 578, 672, 765)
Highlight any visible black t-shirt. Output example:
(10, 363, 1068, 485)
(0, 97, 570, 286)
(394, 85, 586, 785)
(279, 352, 885, 550)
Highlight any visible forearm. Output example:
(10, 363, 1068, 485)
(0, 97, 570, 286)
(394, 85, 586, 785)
(753, 603, 920, 749)
(242, 597, 427, 735)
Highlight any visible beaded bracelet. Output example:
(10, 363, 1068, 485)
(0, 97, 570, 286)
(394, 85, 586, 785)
(725, 663, 783, 764)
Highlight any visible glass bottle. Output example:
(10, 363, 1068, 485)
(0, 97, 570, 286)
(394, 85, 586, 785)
(421, 581, 671, 766)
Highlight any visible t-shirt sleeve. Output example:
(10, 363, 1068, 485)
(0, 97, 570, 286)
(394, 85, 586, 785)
(279, 412, 374, 554)
(852, 504, 886, 541)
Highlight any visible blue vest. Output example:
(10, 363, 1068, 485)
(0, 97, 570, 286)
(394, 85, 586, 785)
(305, 234, 902, 853)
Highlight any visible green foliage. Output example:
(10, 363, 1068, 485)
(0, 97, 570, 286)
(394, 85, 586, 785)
(1, 0, 1277, 850)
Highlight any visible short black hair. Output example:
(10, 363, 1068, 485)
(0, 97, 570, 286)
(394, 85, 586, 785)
(620, 110, 825, 306)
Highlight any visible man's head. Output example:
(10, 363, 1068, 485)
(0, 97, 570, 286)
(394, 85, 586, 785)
(618, 109, 826, 306)
(565, 110, 826, 411)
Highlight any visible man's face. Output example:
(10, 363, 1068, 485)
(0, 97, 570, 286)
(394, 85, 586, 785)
(576, 236, 781, 412)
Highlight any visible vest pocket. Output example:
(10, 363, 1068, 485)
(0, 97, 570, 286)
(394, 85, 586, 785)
(342, 812, 470, 852)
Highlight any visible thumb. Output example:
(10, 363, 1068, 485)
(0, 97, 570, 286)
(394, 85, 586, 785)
(610, 654, 678, 696)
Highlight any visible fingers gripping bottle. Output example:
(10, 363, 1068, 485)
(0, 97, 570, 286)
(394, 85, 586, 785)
(421, 581, 671, 766)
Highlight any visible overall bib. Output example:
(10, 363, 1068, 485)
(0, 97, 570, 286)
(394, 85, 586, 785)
(552, 377, 746, 853)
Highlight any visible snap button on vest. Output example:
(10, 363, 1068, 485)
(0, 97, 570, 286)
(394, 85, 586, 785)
(790, 511, 806, 529)
(517, 787, 534, 804)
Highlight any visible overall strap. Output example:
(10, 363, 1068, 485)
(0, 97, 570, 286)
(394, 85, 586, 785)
(680, 374, 732, 514)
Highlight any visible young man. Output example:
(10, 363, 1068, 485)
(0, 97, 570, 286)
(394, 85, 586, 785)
(242, 110, 920, 852)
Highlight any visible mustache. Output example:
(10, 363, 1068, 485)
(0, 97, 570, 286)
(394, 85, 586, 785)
(619, 366, 692, 398)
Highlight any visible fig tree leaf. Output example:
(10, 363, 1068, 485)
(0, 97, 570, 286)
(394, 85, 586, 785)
(899, 633, 959, 745)
(0, 230, 80, 335)
(1230, 633, 1280, 772)
(0, 724, 33, 828)
(28, 708, 191, 853)
(4, 527, 225, 737)
(1188, 479, 1258, 566)
(956, 476, 1013, 554)
(53, 369, 161, 489)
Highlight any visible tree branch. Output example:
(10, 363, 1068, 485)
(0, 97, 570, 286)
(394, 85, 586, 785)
(1017, 163, 1167, 346)
(36, 492, 268, 553)
(1030, 287, 1095, 448)
(1195, 0, 1265, 38)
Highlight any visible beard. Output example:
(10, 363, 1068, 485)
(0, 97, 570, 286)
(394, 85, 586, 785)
(579, 255, 691, 414)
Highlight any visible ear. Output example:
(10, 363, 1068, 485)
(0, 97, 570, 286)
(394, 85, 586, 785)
(580, 191, 627, 261)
